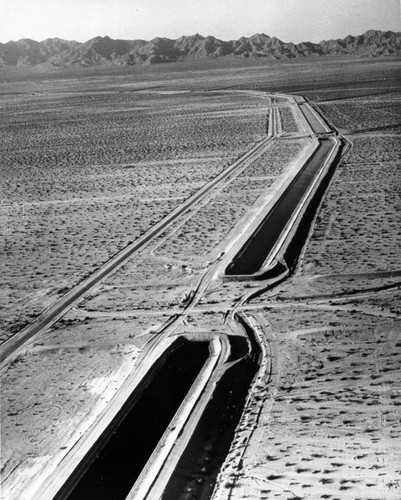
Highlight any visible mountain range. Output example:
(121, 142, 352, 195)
(1, 30, 400, 69)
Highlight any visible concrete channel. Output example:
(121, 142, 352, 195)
(225, 137, 342, 279)
(46, 335, 229, 500)
(51, 331, 259, 500)
(160, 327, 260, 500)
(58, 340, 210, 500)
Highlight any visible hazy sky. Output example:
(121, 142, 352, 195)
(1, 0, 400, 43)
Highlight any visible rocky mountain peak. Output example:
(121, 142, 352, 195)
(1, 29, 399, 69)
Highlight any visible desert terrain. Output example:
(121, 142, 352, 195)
(1, 55, 400, 499)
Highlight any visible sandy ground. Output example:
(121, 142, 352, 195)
(0, 90, 268, 341)
(213, 305, 401, 500)
(1, 62, 400, 499)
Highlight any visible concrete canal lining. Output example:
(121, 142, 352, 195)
(226, 138, 336, 276)
(56, 339, 210, 500)
(298, 102, 331, 134)
(160, 327, 260, 500)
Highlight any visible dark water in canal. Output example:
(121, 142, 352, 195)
(162, 321, 260, 500)
(226, 139, 333, 275)
(59, 340, 209, 500)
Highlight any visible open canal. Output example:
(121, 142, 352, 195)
(57, 340, 210, 500)
(226, 138, 335, 276)
(162, 326, 260, 500)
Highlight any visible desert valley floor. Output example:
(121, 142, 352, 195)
(1, 56, 401, 499)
